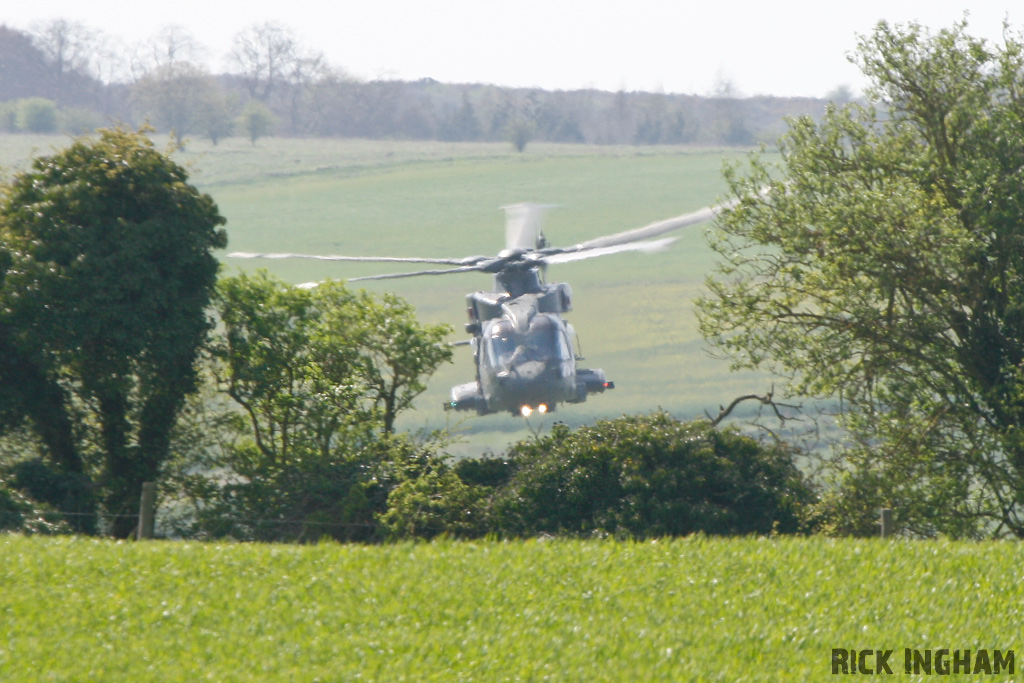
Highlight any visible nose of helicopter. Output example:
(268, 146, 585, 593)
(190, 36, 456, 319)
(496, 359, 572, 409)
(510, 359, 547, 381)
(497, 358, 557, 387)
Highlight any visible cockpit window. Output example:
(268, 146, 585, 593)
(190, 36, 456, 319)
(487, 320, 517, 364)
(485, 315, 571, 367)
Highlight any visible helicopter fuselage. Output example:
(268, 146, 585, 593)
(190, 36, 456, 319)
(446, 265, 613, 416)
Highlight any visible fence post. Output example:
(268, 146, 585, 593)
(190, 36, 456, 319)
(137, 482, 157, 540)
(880, 507, 893, 539)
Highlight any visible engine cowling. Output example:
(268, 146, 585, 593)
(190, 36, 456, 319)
(445, 382, 491, 414)
(570, 368, 614, 403)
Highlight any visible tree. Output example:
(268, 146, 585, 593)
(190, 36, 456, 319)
(485, 413, 812, 538)
(213, 272, 451, 446)
(337, 291, 455, 434)
(0, 127, 227, 537)
(176, 272, 452, 542)
(228, 22, 331, 135)
(213, 273, 372, 464)
(440, 94, 481, 142)
(31, 18, 94, 77)
(0, 26, 52, 102)
(280, 51, 330, 135)
(634, 93, 688, 145)
(132, 62, 222, 149)
(506, 117, 535, 153)
(697, 19, 1024, 538)
(825, 84, 856, 105)
(29, 18, 100, 105)
(229, 22, 300, 102)
(236, 100, 276, 143)
(200, 92, 236, 145)
(132, 25, 206, 75)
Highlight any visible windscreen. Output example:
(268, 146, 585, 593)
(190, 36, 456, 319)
(485, 315, 571, 369)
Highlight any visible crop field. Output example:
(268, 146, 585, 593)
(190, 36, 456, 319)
(1, 134, 773, 453)
(1, 535, 1021, 681)
(2, 135, 1022, 682)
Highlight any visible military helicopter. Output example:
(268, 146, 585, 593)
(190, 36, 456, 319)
(229, 201, 728, 417)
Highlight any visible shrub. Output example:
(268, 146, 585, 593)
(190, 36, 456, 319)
(0, 474, 71, 534)
(17, 98, 58, 133)
(0, 102, 17, 132)
(184, 445, 388, 543)
(59, 107, 103, 135)
(487, 412, 815, 538)
(379, 467, 489, 540)
(6, 459, 96, 534)
(453, 455, 517, 489)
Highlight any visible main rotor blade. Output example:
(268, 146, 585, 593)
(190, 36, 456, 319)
(227, 251, 487, 266)
(349, 264, 488, 281)
(550, 200, 736, 256)
(541, 237, 676, 265)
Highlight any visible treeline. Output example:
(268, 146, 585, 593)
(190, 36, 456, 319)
(0, 21, 831, 147)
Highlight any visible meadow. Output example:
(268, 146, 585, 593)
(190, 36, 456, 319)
(2, 135, 1022, 681)
(1, 534, 1021, 681)
(0, 133, 770, 454)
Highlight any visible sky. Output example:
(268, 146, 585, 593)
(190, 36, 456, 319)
(4, 0, 1019, 98)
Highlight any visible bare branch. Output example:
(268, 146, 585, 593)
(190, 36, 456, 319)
(705, 386, 800, 428)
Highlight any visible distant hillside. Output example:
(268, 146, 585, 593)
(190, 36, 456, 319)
(0, 22, 829, 146)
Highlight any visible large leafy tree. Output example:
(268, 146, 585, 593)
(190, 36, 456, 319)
(0, 127, 227, 536)
(697, 20, 1024, 537)
(173, 271, 452, 542)
(214, 272, 452, 445)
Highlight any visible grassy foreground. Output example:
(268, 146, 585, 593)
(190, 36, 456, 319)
(1, 535, 1021, 681)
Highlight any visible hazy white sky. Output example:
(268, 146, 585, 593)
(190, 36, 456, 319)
(4, 0, 1018, 97)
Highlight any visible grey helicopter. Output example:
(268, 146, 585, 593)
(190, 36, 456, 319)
(229, 201, 728, 417)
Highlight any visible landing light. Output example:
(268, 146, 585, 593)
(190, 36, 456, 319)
(538, 404, 548, 414)
(520, 405, 533, 417)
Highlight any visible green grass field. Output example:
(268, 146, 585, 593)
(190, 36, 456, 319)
(1, 133, 771, 454)
(1, 535, 1020, 681)
(2, 135, 1022, 682)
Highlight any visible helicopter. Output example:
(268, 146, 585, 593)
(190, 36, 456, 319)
(229, 201, 728, 417)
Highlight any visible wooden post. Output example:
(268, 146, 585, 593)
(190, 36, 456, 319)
(137, 482, 157, 540)
(880, 507, 893, 539)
